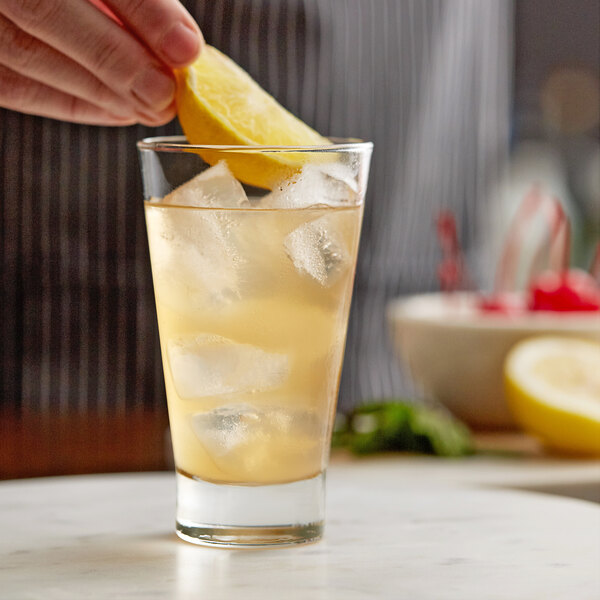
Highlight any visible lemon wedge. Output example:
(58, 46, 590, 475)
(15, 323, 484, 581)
(176, 45, 331, 189)
(505, 336, 600, 455)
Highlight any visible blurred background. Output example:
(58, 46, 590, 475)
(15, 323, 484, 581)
(487, 0, 599, 277)
(1, 0, 598, 478)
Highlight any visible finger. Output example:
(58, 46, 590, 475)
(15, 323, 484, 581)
(1, 0, 176, 114)
(103, 0, 203, 67)
(0, 63, 136, 126)
(0, 14, 137, 120)
(87, 0, 123, 26)
(137, 102, 177, 126)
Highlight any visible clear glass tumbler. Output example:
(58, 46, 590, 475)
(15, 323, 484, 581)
(137, 136, 372, 547)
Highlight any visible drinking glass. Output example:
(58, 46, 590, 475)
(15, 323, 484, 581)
(137, 136, 372, 546)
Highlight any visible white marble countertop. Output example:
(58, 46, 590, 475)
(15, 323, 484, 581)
(330, 446, 600, 503)
(1, 465, 599, 599)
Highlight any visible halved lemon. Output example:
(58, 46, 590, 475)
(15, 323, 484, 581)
(505, 336, 600, 455)
(176, 45, 331, 189)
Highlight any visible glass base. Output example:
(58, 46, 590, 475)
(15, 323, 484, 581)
(175, 471, 325, 547)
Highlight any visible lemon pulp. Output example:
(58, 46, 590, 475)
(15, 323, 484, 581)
(504, 336, 600, 455)
(176, 45, 331, 189)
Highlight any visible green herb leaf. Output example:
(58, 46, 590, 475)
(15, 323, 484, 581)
(333, 400, 473, 457)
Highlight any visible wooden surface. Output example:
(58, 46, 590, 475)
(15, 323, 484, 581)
(0, 409, 170, 479)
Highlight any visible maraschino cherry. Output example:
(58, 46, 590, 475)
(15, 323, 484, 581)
(528, 270, 600, 312)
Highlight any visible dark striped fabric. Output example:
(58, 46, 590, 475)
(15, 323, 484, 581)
(0, 0, 512, 419)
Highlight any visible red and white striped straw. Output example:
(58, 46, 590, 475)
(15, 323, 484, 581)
(494, 186, 570, 293)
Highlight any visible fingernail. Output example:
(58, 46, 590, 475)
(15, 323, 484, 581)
(161, 22, 201, 66)
(136, 103, 176, 125)
(107, 116, 137, 126)
(132, 66, 175, 111)
(105, 105, 136, 119)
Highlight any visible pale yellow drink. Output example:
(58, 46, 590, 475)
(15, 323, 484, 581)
(140, 44, 370, 545)
(145, 201, 363, 485)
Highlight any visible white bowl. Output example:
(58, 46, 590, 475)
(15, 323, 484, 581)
(387, 292, 600, 429)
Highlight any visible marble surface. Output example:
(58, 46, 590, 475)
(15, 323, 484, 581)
(1, 468, 599, 599)
(330, 448, 600, 503)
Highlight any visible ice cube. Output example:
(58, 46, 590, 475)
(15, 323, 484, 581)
(145, 162, 251, 309)
(190, 404, 322, 478)
(145, 207, 241, 309)
(191, 404, 260, 456)
(318, 162, 359, 194)
(261, 163, 358, 209)
(167, 334, 289, 399)
(284, 215, 349, 286)
(164, 161, 249, 208)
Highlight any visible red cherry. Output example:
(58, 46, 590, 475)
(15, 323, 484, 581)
(528, 270, 600, 312)
(478, 293, 527, 315)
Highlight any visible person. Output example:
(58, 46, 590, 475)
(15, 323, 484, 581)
(0, 0, 202, 126)
(0, 1, 513, 473)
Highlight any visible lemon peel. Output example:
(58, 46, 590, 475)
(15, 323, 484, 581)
(505, 336, 600, 455)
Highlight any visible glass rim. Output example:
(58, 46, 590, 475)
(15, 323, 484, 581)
(137, 135, 373, 153)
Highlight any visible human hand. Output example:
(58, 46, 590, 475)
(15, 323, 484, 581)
(0, 0, 203, 125)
